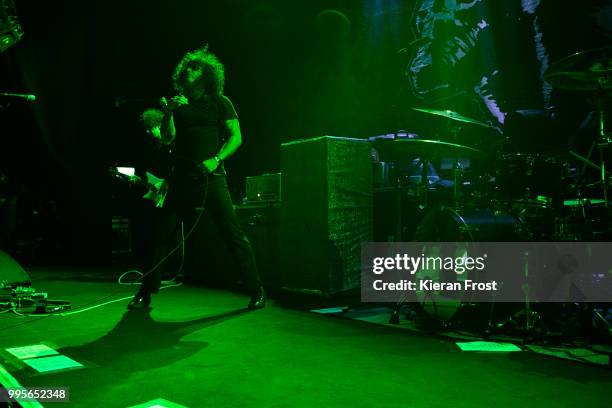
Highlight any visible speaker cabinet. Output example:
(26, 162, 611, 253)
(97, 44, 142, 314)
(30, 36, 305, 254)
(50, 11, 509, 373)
(280, 136, 372, 296)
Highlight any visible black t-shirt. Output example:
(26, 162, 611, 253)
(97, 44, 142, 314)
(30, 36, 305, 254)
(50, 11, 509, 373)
(172, 94, 238, 163)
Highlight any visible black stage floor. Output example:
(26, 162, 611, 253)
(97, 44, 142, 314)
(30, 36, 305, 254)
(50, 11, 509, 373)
(0, 268, 611, 408)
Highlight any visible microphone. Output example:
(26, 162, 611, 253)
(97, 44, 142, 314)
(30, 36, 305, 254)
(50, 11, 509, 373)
(160, 95, 187, 112)
(159, 96, 169, 111)
(0, 92, 36, 101)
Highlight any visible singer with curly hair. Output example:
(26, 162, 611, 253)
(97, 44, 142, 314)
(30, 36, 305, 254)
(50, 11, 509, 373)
(128, 45, 265, 310)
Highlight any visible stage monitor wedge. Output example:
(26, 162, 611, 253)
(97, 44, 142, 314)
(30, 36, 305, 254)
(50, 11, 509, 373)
(0, 249, 30, 287)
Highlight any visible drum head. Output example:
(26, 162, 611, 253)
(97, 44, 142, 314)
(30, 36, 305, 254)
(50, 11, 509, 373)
(411, 208, 523, 323)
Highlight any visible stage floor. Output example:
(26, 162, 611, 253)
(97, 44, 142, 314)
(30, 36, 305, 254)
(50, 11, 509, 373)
(1, 269, 611, 408)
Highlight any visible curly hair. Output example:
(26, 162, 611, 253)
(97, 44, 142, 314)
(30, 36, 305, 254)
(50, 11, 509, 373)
(140, 108, 164, 130)
(172, 44, 225, 96)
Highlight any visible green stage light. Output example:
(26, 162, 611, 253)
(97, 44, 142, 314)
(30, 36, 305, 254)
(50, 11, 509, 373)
(128, 398, 189, 408)
(5, 344, 59, 360)
(22, 354, 84, 374)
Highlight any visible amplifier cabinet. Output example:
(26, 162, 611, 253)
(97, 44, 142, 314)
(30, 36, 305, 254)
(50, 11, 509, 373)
(246, 173, 281, 203)
(191, 203, 280, 290)
(236, 203, 281, 289)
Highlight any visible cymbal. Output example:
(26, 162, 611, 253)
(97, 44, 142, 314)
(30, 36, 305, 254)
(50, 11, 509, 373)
(374, 138, 486, 159)
(544, 46, 612, 91)
(412, 107, 492, 129)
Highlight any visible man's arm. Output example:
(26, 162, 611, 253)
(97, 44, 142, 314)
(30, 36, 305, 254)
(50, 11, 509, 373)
(203, 118, 242, 172)
(160, 113, 175, 145)
(218, 119, 242, 160)
(159, 95, 186, 144)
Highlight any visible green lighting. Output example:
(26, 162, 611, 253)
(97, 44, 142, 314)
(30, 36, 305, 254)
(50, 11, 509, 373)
(22, 354, 84, 373)
(128, 398, 189, 408)
(5, 344, 59, 360)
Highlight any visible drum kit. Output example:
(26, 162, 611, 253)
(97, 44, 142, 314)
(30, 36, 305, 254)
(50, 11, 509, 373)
(375, 46, 612, 243)
(375, 46, 612, 335)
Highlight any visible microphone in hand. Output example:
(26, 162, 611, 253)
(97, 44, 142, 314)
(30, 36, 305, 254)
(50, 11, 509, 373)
(160, 95, 188, 112)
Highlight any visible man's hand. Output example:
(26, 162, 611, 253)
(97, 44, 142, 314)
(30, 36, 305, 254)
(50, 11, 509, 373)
(202, 158, 220, 174)
(160, 95, 189, 112)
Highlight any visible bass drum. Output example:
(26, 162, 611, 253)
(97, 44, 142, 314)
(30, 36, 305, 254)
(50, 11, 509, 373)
(411, 208, 524, 324)
(413, 208, 524, 242)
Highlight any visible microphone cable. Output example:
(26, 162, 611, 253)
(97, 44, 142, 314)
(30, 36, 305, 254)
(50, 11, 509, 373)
(0, 173, 213, 329)
(119, 172, 211, 286)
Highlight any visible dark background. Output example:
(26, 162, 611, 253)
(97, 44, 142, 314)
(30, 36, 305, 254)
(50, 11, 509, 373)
(0, 0, 609, 265)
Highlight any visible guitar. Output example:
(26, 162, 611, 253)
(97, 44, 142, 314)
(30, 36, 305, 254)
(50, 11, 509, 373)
(110, 168, 168, 208)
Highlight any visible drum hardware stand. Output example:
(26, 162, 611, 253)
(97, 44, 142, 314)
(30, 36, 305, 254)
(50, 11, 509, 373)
(486, 250, 544, 339)
(568, 150, 611, 183)
(448, 123, 464, 211)
(417, 156, 431, 210)
(453, 159, 459, 206)
(395, 178, 403, 241)
(591, 308, 612, 339)
(388, 156, 434, 325)
(564, 87, 611, 238)
(451, 159, 467, 212)
(388, 291, 452, 329)
(595, 81, 611, 207)
(389, 287, 416, 325)
(390, 162, 419, 242)
(372, 136, 487, 326)
(567, 81, 611, 206)
(389, 152, 454, 325)
(568, 151, 612, 237)
(521, 251, 537, 332)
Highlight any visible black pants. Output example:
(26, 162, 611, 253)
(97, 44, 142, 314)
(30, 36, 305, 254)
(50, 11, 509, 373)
(140, 174, 261, 294)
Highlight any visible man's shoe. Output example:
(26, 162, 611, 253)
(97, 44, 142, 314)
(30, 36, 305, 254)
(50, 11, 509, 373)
(248, 287, 266, 310)
(127, 290, 151, 310)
